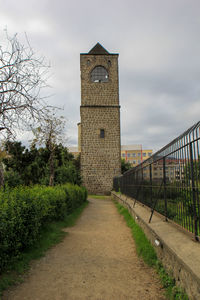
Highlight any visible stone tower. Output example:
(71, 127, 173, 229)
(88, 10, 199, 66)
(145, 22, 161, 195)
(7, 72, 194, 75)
(80, 43, 121, 194)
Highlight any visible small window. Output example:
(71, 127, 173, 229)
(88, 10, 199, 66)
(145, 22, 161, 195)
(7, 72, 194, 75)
(138, 153, 140, 157)
(91, 66, 109, 82)
(100, 129, 105, 138)
(127, 153, 131, 157)
(132, 153, 136, 157)
(143, 153, 146, 157)
(122, 153, 125, 157)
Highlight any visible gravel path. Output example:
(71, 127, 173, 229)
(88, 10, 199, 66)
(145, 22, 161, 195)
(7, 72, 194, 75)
(3, 198, 166, 300)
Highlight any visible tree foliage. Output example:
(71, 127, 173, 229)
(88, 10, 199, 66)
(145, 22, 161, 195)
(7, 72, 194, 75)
(184, 157, 200, 183)
(32, 110, 67, 186)
(121, 158, 132, 174)
(3, 141, 81, 187)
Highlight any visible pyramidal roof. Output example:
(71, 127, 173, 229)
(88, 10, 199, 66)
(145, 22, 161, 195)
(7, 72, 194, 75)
(88, 43, 109, 55)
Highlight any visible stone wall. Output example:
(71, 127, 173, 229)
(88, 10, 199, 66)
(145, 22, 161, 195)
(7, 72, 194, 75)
(80, 54, 119, 106)
(81, 106, 121, 194)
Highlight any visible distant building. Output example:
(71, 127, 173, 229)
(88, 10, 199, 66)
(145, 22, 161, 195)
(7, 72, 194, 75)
(67, 146, 80, 158)
(142, 158, 185, 182)
(121, 145, 153, 167)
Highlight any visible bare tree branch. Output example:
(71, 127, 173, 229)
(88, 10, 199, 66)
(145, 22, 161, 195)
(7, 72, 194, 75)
(0, 30, 51, 139)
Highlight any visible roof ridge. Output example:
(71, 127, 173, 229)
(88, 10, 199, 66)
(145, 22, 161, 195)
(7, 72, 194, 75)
(88, 43, 109, 55)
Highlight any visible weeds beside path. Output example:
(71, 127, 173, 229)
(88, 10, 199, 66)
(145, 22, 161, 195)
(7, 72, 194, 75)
(3, 197, 166, 300)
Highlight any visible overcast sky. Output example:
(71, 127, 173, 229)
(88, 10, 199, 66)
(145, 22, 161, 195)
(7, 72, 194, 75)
(0, 0, 200, 152)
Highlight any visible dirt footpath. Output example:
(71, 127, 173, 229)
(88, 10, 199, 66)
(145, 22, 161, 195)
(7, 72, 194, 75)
(3, 198, 166, 300)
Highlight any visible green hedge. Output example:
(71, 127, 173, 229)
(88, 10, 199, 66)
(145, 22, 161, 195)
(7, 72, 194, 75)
(0, 184, 87, 272)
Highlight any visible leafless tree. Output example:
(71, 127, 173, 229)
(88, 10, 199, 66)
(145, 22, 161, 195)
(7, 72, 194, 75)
(0, 30, 50, 139)
(32, 110, 67, 186)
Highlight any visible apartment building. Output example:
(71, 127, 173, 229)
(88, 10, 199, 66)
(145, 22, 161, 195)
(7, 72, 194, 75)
(142, 158, 185, 182)
(121, 145, 153, 167)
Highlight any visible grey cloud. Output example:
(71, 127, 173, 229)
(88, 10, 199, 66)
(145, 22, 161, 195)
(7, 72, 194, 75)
(128, 69, 199, 102)
(0, 0, 200, 151)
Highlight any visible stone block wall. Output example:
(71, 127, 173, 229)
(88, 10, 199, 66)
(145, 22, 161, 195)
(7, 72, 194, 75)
(80, 106, 121, 194)
(80, 54, 119, 106)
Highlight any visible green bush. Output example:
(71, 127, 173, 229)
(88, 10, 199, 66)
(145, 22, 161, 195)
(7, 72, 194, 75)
(55, 163, 82, 185)
(61, 183, 87, 213)
(0, 184, 87, 272)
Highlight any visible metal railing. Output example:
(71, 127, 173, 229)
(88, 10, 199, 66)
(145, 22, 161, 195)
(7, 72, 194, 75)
(113, 121, 200, 241)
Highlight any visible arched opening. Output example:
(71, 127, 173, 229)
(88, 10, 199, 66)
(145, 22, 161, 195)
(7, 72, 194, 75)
(91, 66, 109, 83)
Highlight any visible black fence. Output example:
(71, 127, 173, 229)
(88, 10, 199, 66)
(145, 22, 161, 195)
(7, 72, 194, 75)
(113, 121, 200, 241)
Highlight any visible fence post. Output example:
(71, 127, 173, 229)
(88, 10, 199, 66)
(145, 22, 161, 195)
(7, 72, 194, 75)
(189, 142, 199, 241)
(163, 157, 168, 221)
(150, 164, 152, 206)
(141, 165, 144, 204)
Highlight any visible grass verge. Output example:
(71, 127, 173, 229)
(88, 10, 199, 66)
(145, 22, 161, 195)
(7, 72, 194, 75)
(88, 194, 110, 200)
(0, 201, 89, 297)
(114, 201, 189, 300)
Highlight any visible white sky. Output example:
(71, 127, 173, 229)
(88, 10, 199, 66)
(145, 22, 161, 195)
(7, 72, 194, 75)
(0, 0, 200, 152)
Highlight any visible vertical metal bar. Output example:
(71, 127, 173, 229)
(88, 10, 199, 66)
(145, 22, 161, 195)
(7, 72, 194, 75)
(163, 157, 168, 221)
(181, 137, 187, 229)
(179, 139, 184, 229)
(150, 164, 152, 207)
(189, 142, 199, 241)
(149, 180, 164, 223)
(186, 134, 192, 232)
(141, 164, 144, 204)
(176, 140, 182, 227)
(196, 126, 200, 233)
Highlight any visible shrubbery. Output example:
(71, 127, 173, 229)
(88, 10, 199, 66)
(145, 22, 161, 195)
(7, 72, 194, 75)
(0, 184, 87, 272)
